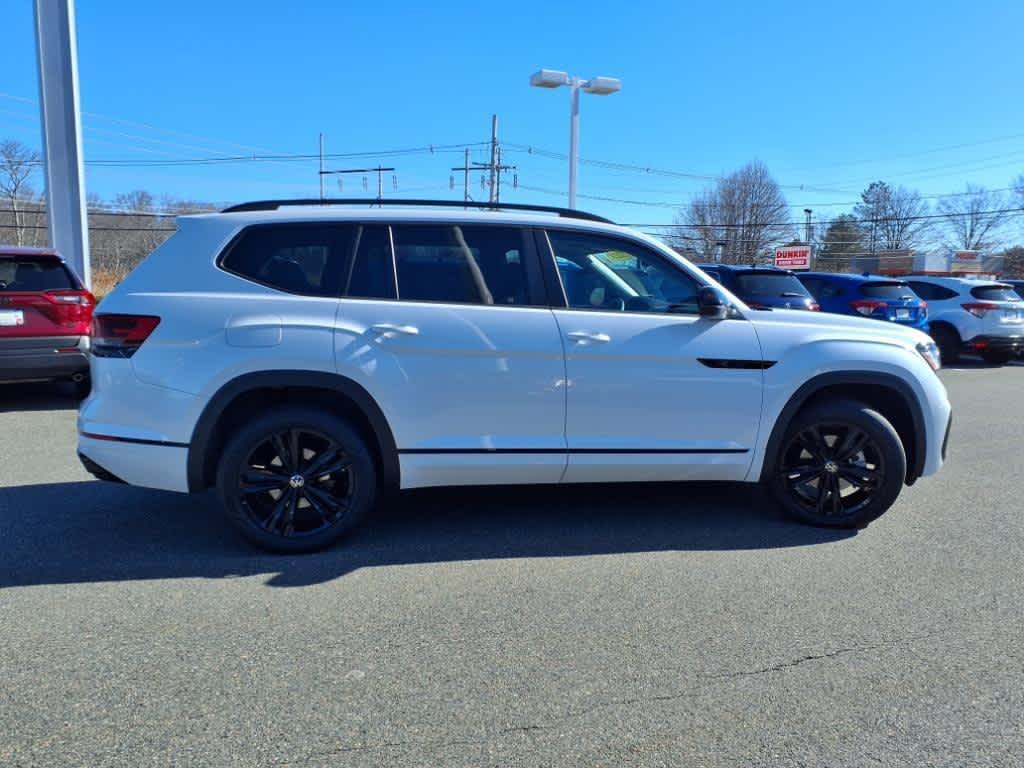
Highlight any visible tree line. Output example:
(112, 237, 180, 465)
(676, 160, 1024, 276)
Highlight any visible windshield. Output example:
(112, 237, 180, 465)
(735, 272, 811, 298)
(0, 258, 76, 291)
(970, 285, 1021, 302)
(859, 282, 918, 300)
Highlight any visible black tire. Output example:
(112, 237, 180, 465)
(71, 376, 91, 400)
(769, 400, 906, 529)
(930, 325, 960, 364)
(215, 406, 376, 553)
(981, 349, 1013, 365)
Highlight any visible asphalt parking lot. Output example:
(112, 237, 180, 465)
(1, 363, 1022, 767)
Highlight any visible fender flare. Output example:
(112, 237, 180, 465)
(757, 371, 927, 485)
(187, 370, 399, 492)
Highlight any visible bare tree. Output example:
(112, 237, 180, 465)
(854, 181, 931, 252)
(937, 184, 1007, 252)
(1014, 174, 1024, 206)
(0, 140, 42, 246)
(677, 160, 793, 263)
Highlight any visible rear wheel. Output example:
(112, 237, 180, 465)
(71, 376, 91, 399)
(930, 325, 960, 364)
(770, 400, 906, 529)
(216, 406, 376, 553)
(981, 349, 1013, 365)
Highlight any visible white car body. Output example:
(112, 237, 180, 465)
(905, 276, 1024, 359)
(79, 206, 951, 510)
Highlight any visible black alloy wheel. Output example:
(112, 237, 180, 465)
(771, 401, 906, 529)
(217, 407, 376, 552)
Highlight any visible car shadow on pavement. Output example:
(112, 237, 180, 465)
(0, 479, 854, 589)
(0, 381, 81, 412)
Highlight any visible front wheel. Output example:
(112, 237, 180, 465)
(216, 406, 377, 553)
(770, 400, 906, 529)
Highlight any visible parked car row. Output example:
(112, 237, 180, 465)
(700, 262, 1024, 366)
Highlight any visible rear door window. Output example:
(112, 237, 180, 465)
(859, 282, 918, 300)
(970, 285, 1021, 302)
(391, 224, 533, 305)
(0, 258, 76, 292)
(734, 271, 812, 299)
(221, 224, 353, 296)
(907, 281, 959, 301)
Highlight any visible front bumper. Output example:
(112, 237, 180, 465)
(0, 336, 89, 382)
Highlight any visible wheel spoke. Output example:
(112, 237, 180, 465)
(304, 484, 349, 522)
(304, 447, 350, 480)
(263, 490, 294, 533)
(271, 432, 293, 471)
(815, 477, 830, 515)
(785, 464, 822, 487)
(839, 465, 881, 488)
(828, 474, 843, 516)
(834, 428, 869, 462)
(289, 429, 302, 472)
(240, 468, 289, 494)
(797, 427, 825, 460)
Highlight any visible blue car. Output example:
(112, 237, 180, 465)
(797, 272, 929, 332)
(696, 264, 819, 311)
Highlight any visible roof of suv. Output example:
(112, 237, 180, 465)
(0, 246, 60, 259)
(181, 205, 648, 241)
(694, 263, 793, 274)
(799, 272, 909, 283)
(904, 275, 1011, 289)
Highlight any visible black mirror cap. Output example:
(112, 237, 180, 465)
(697, 286, 729, 320)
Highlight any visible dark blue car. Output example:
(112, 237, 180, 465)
(797, 272, 929, 332)
(696, 264, 819, 311)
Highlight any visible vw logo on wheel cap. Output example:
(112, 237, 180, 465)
(289, 474, 305, 489)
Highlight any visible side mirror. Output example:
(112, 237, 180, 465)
(697, 286, 729, 320)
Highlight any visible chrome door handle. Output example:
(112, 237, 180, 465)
(370, 323, 419, 336)
(567, 331, 610, 344)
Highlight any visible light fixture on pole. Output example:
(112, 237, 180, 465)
(530, 69, 621, 209)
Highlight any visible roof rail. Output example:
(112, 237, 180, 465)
(219, 198, 615, 224)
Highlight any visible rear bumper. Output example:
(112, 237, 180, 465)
(0, 335, 89, 382)
(964, 334, 1024, 351)
(78, 434, 190, 492)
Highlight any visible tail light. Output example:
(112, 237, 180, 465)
(849, 299, 887, 316)
(920, 301, 928, 318)
(808, 302, 821, 311)
(44, 290, 96, 331)
(962, 302, 999, 319)
(90, 314, 161, 358)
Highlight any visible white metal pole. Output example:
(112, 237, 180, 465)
(319, 133, 325, 201)
(568, 78, 581, 209)
(33, 0, 90, 287)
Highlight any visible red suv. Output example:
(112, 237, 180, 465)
(0, 247, 95, 397)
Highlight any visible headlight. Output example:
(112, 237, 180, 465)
(916, 340, 941, 371)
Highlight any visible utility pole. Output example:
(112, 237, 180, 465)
(319, 166, 396, 201)
(319, 133, 325, 201)
(488, 114, 499, 203)
(803, 208, 812, 245)
(451, 148, 488, 206)
(493, 147, 517, 204)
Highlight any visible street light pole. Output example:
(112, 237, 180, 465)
(568, 77, 581, 209)
(530, 69, 621, 209)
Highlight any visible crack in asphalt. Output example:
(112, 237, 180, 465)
(274, 631, 949, 762)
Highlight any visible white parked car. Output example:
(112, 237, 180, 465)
(904, 276, 1024, 364)
(79, 201, 952, 552)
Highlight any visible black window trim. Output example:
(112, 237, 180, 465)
(216, 221, 355, 298)
(537, 226, 712, 318)
(342, 222, 550, 309)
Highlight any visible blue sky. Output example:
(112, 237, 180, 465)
(2, 0, 1024, 231)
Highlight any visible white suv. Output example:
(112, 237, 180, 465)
(904, 276, 1024, 365)
(79, 201, 952, 552)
